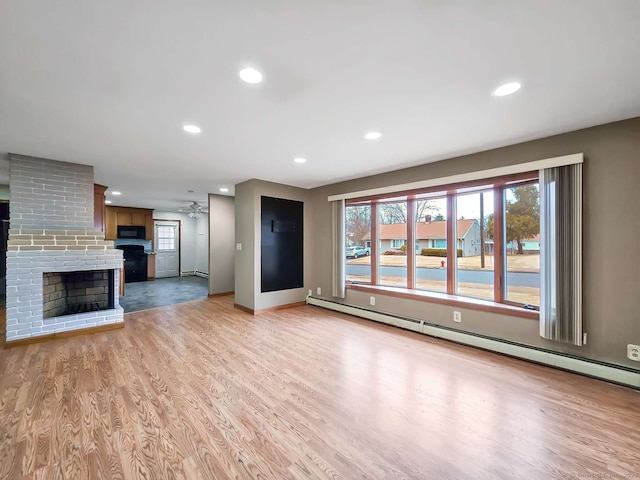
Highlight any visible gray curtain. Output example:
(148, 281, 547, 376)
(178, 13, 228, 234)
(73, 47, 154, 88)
(331, 199, 346, 298)
(539, 163, 583, 345)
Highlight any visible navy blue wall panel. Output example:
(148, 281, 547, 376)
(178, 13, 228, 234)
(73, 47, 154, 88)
(260, 196, 303, 293)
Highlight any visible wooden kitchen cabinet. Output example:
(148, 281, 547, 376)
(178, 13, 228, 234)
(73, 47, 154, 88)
(147, 253, 156, 280)
(117, 211, 146, 226)
(105, 208, 117, 240)
(93, 184, 108, 233)
(145, 215, 154, 241)
(115, 212, 130, 226)
(105, 206, 155, 243)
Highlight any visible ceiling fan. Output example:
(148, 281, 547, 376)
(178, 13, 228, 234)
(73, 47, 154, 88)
(179, 201, 208, 218)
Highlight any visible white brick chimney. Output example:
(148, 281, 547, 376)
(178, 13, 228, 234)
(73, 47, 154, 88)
(5, 154, 124, 343)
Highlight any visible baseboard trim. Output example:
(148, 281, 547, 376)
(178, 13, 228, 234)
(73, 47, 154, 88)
(233, 303, 255, 314)
(194, 271, 209, 279)
(234, 301, 306, 315)
(258, 301, 306, 313)
(306, 297, 640, 389)
(209, 291, 234, 298)
(4, 322, 125, 349)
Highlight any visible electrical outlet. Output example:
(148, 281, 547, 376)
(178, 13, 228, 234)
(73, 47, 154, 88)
(316, 287, 322, 295)
(236, 243, 242, 251)
(453, 311, 462, 323)
(308, 290, 312, 297)
(370, 296, 375, 306)
(628, 344, 640, 361)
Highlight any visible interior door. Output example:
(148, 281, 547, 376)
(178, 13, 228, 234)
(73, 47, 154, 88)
(154, 221, 180, 278)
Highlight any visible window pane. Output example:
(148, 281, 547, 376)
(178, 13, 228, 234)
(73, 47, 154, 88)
(345, 204, 371, 283)
(414, 197, 447, 293)
(504, 183, 540, 306)
(455, 191, 495, 300)
(378, 200, 407, 288)
(157, 225, 176, 251)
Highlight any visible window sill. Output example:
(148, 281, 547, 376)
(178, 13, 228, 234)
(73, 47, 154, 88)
(346, 283, 539, 321)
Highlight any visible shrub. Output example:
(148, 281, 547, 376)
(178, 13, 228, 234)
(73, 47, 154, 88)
(383, 250, 406, 256)
(420, 248, 463, 258)
(420, 248, 446, 257)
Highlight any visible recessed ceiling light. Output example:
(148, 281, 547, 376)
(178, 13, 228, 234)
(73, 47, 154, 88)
(492, 82, 521, 97)
(239, 67, 263, 84)
(105, 200, 112, 204)
(183, 124, 202, 134)
(364, 132, 382, 140)
(111, 191, 121, 196)
(294, 157, 307, 164)
(219, 187, 229, 193)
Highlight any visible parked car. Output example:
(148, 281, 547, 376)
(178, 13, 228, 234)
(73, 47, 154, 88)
(346, 245, 369, 258)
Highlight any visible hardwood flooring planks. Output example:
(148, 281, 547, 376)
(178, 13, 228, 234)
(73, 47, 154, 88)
(1, 295, 639, 479)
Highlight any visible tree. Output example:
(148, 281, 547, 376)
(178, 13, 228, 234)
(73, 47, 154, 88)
(486, 185, 539, 254)
(345, 205, 371, 245)
(378, 200, 442, 225)
(379, 202, 406, 224)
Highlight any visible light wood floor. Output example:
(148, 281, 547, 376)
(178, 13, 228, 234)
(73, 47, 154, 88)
(1, 296, 639, 479)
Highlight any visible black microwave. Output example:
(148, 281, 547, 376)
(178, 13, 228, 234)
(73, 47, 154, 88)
(117, 225, 146, 239)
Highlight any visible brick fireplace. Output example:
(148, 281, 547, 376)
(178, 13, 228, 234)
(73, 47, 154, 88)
(5, 154, 124, 343)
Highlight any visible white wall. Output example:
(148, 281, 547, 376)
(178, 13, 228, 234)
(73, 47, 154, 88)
(153, 211, 198, 274)
(195, 215, 209, 274)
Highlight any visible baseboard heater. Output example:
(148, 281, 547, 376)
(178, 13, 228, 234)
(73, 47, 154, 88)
(181, 270, 208, 278)
(306, 296, 640, 390)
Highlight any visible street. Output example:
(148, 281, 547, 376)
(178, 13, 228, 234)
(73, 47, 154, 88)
(346, 265, 539, 287)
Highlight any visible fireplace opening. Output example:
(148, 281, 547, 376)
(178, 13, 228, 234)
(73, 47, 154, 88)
(43, 270, 115, 318)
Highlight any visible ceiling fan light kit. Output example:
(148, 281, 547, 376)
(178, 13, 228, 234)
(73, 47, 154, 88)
(179, 201, 208, 218)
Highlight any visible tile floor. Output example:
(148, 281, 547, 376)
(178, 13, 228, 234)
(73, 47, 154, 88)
(119, 275, 209, 313)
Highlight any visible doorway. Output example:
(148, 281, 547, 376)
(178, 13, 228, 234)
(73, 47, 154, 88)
(154, 220, 180, 278)
(118, 218, 208, 313)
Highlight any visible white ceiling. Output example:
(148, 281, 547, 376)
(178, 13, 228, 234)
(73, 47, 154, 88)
(1, 0, 639, 211)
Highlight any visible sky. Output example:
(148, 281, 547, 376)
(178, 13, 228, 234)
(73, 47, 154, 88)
(418, 192, 494, 221)
(423, 187, 529, 221)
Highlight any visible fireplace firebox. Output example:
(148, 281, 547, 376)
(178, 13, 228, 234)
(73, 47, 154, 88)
(43, 269, 115, 319)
